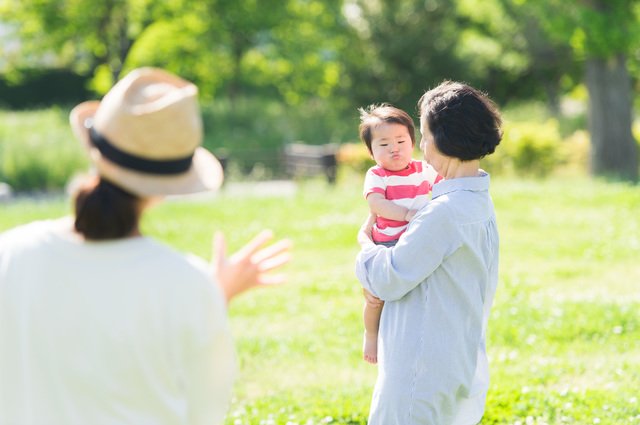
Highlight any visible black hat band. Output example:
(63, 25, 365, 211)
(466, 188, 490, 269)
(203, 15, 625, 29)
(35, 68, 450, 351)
(88, 125, 193, 175)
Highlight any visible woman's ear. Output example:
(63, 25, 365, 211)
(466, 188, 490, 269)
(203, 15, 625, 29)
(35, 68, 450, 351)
(141, 196, 164, 211)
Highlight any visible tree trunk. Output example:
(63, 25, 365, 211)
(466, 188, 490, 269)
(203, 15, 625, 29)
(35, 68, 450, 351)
(585, 54, 638, 182)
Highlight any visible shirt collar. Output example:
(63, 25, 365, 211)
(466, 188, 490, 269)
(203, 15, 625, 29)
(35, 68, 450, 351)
(432, 171, 490, 199)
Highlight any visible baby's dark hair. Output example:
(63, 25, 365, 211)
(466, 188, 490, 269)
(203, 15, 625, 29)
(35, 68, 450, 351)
(419, 81, 502, 161)
(358, 104, 416, 155)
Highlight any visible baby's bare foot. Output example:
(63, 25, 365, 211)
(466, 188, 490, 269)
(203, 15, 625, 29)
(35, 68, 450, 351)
(363, 331, 378, 364)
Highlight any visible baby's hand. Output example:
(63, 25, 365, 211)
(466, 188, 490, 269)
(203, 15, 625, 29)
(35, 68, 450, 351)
(363, 288, 383, 307)
(357, 214, 376, 247)
(404, 209, 417, 222)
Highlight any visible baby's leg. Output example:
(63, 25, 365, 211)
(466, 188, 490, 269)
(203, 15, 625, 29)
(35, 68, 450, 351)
(363, 300, 384, 364)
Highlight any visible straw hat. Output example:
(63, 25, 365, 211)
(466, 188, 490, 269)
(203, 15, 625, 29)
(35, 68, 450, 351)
(69, 67, 223, 197)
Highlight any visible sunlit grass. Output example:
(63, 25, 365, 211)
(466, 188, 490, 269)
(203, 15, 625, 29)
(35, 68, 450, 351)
(1, 176, 639, 424)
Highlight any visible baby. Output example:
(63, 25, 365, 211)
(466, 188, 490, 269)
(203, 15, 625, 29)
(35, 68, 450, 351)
(358, 103, 441, 363)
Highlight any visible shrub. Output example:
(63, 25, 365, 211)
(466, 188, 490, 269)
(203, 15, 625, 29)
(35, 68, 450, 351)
(336, 143, 374, 174)
(559, 121, 639, 177)
(483, 120, 564, 177)
(201, 96, 355, 177)
(0, 108, 88, 192)
(560, 129, 590, 174)
(0, 68, 91, 109)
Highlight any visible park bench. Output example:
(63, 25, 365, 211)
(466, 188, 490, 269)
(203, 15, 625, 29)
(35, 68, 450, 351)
(283, 143, 338, 184)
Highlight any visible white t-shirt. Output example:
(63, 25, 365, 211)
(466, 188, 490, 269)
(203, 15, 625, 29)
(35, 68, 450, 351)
(0, 217, 236, 425)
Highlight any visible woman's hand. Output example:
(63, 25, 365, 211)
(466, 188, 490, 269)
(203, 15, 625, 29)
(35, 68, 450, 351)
(358, 214, 376, 247)
(212, 230, 292, 303)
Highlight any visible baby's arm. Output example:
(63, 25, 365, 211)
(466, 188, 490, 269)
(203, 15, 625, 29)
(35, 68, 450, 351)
(367, 193, 415, 222)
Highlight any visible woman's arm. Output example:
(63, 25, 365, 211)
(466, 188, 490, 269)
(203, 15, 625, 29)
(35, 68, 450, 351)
(356, 201, 459, 301)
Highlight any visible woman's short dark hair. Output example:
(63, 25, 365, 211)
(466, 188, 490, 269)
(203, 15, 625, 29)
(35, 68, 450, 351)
(419, 81, 502, 161)
(358, 103, 416, 155)
(74, 176, 143, 240)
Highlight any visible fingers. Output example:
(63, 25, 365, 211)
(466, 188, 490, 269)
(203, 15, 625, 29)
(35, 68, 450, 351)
(212, 229, 292, 302)
(365, 213, 376, 228)
(254, 239, 292, 281)
(357, 228, 373, 246)
(359, 214, 375, 240)
(362, 288, 382, 306)
(212, 231, 226, 267)
(258, 252, 292, 273)
(252, 239, 292, 264)
(233, 229, 274, 260)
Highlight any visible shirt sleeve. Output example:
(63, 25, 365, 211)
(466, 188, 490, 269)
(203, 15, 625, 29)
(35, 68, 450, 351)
(355, 199, 461, 301)
(363, 167, 385, 199)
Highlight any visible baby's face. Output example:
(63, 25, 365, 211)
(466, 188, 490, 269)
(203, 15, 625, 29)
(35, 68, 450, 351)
(370, 123, 414, 171)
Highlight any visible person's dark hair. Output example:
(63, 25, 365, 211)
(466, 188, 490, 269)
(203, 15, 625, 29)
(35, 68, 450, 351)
(419, 81, 502, 161)
(358, 103, 416, 154)
(74, 176, 144, 240)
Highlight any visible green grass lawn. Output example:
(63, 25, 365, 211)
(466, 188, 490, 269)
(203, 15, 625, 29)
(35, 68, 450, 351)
(1, 175, 639, 424)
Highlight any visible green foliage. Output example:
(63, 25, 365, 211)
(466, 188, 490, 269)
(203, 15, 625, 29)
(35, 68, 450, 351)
(455, 0, 545, 101)
(0, 100, 621, 192)
(125, 16, 230, 99)
(506, 120, 564, 176)
(1, 177, 639, 424)
(483, 120, 564, 177)
(2, 0, 639, 102)
(516, 0, 640, 59)
(559, 129, 591, 175)
(0, 0, 350, 104)
(0, 99, 358, 191)
(0, 108, 87, 191)
(341, 0, 467, 111)
(200, 96, 355, 179)
(0, 68, 91, 109)
(0, 0, 154, 84)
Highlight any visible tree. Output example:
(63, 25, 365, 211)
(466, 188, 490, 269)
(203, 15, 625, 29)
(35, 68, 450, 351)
(0, 0, 170, 89)
(338, 0, 567, 110)
(195, 0, 290, 102)
(579, 1, 638, 182)
(265, 0, 352, 104)
(517, 0, 639, 182)
(457, 0, 579, 111)
(0, 0, 351, 105)
(340, 0, 467, 112)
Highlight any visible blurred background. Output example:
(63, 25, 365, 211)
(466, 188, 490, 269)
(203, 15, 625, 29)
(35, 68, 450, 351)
(0, 0, 639, 193)
(2, 3, 640, 423)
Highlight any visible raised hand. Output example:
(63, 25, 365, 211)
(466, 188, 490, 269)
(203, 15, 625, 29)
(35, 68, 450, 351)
(212, 230, 292, 303)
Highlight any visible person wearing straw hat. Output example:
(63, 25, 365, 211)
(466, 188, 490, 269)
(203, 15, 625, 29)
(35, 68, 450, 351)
(0, 67, 291, 425)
